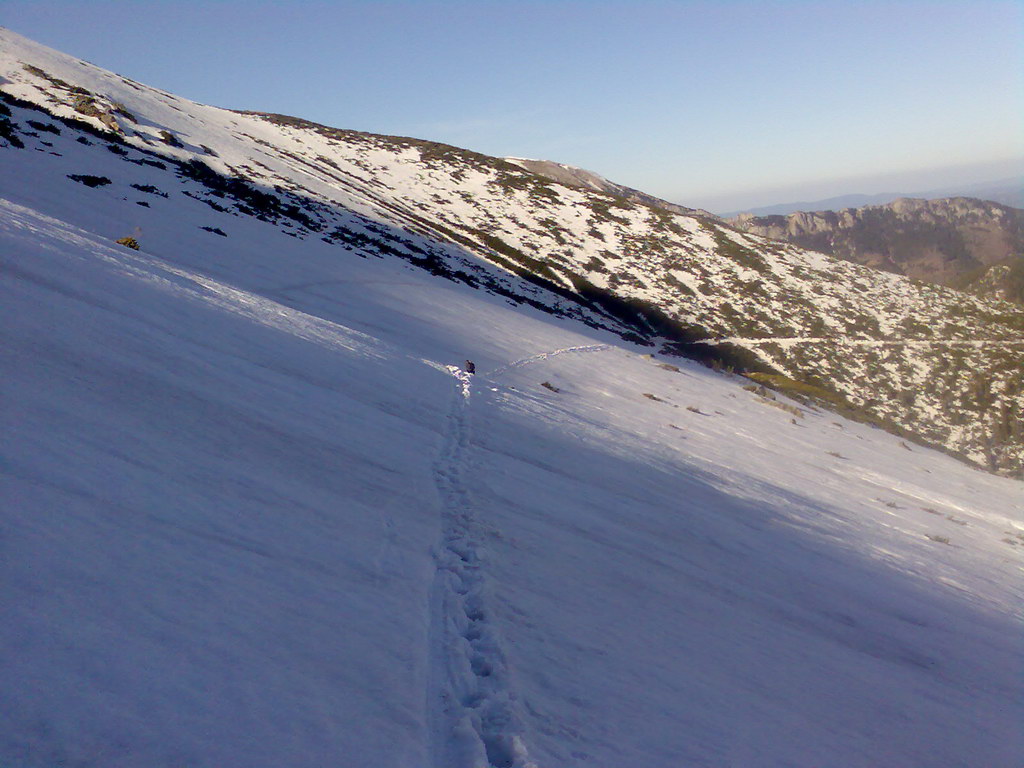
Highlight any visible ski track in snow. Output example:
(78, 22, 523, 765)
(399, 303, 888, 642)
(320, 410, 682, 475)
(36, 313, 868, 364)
(488, 345, 611, 377)
(428, 345, 610, 768)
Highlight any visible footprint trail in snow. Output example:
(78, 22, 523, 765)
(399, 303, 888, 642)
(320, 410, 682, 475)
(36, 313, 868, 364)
(430, 364, 531, 768)
(428, 345, 611, 768)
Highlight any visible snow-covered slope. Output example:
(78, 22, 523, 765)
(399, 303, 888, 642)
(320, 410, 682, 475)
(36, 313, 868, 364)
(2, 29, 1023, 767)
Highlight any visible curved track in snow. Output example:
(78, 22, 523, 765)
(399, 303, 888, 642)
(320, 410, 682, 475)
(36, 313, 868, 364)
(488, 345, 611, 377)
(428, 345, 611, 768)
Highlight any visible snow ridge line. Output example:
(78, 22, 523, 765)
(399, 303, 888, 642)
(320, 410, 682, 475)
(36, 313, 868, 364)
(429, 365, 532, 768)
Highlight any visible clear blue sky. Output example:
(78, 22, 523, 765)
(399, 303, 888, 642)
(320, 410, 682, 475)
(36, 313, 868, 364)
(4, 0, 1022, 211)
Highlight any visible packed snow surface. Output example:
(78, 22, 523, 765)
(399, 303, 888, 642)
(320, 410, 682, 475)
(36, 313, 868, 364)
(1, 26, 1022, 768)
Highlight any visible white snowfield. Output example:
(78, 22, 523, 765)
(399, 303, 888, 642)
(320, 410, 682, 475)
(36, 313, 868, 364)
(2, 28, 1023, 768)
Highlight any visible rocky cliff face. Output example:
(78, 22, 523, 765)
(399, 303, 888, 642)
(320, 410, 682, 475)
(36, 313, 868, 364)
(729, 197, 1024, 303)
(2, 29, 1022, 475)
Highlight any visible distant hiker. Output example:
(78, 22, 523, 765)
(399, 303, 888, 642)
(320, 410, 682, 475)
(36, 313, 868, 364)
(465, 360, 476, 375)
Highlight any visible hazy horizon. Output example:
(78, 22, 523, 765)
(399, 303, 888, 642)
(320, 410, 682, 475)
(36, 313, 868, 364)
(689, 157, 1024, 214)
(3, 1, 1021, 212)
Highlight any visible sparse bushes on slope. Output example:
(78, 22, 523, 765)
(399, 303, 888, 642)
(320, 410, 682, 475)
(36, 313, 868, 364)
(159, 129, 184, 147)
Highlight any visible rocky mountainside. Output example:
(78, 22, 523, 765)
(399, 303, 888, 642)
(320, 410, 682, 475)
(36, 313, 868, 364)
(1, 27, 1022, 475)
(729, 197, 1024, 303)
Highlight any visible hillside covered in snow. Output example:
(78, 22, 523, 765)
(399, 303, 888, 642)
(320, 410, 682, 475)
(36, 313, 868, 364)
(1, 28, 1022, 476)
(2, 28, 1022, 767)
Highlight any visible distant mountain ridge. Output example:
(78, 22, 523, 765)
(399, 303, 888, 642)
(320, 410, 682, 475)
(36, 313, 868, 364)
(728, 197, 1024, 304)
(721, 175, 1023, 217)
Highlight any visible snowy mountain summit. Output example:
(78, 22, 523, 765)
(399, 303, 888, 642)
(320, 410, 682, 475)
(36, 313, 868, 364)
(2, 28, 1022, 768)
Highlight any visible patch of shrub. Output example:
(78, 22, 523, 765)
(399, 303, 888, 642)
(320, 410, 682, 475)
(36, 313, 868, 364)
(709, 226, 768, 273)
(773, 401, 804, 417)
(159, 129, 184, 147)
(22, 64, 88, 94)
(110, 102, 137, 121)
(744, 372, 846, 407)
(26, 119, 60, 135)
(71, 95, 102, 117)
(177, 158, 321, 230)
(130, 183, 168, 197)
(0, 115, 24, 148)
(2, 89, 120, 143)
(67, 173, 111, 187)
